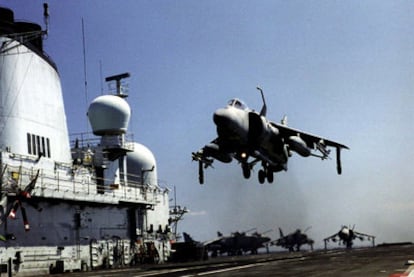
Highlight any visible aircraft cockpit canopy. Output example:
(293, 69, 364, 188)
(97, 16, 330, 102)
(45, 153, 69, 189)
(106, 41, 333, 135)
(227, 99, 248, 110)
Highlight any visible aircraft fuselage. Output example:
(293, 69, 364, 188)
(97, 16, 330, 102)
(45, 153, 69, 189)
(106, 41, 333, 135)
(213, 100, 288, 171)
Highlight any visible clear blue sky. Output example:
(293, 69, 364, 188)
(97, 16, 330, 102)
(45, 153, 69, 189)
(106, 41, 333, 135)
(3, 0, 414, 248)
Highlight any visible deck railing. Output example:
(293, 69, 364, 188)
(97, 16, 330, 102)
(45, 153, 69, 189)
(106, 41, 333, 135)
(1, 163, 167, 205)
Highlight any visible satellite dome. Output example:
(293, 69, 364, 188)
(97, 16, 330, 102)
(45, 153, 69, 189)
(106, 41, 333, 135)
(127, 143, 158, 186)
(88, 95, 131, 136)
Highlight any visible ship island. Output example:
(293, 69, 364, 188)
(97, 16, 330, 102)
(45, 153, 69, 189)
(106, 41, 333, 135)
(0, 5, 180, 276)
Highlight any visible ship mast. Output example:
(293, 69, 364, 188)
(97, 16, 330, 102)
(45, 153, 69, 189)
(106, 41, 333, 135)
(169, 186, 188, 241)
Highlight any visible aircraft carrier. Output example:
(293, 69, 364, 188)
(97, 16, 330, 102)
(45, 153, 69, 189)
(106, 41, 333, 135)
(0, 5, 177, 276)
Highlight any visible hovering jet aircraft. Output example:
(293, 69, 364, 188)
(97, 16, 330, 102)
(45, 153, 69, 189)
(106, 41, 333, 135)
(324, 225, 375, 250)
(271, 227, 314, 252)
(204, 229, 271, 257)
(192, 87, 349, 184)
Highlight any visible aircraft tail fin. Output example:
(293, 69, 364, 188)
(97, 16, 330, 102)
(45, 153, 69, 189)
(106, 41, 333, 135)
(183, 232, 194, 243)
(281, 115, 288, 126)
(279, 227, 284, 238)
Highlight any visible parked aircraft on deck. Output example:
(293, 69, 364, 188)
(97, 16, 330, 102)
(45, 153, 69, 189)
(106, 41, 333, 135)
(324, 226, 375, 249)
(204, 229, 271, 257)
(271, 227, 314, 252)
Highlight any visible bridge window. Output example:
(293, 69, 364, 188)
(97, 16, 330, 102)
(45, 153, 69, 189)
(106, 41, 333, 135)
(27, 133, 51, 158)
(27, 133, 31, 154)
(36, 135, 40, 156)
(41, 137, 45, 156)
(46, 138, 51, 157)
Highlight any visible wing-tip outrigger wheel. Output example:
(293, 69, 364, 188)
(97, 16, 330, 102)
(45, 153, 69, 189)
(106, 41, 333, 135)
(336, 146, 342, 175)
(192, 151, 205, 184)
(198, 160, 204, 185)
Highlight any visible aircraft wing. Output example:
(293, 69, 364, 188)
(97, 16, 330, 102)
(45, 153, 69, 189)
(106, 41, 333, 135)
(202, 235, 226, 252)
(271, 122, 349, 174)
(272, 122, 349, 150)
(323, 233, 339, 242)
(192, 140, 217, 167)
(353, 231, 375, 239)
(202, 237, 222, 247)
(353, 231, 376, 247)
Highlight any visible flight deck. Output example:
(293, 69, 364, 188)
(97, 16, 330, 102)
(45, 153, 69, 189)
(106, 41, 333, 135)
(47, 244, 414, 277)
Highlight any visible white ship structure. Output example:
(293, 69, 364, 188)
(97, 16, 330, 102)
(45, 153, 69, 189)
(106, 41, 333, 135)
(0, 6, 176, 276)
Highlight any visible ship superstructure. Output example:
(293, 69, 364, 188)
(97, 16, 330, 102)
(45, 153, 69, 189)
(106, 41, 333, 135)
(0, 6, 173, 275)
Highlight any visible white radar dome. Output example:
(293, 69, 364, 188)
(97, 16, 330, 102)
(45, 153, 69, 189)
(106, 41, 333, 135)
(88, 95, 131, 136)
(127, 143, 158, 186)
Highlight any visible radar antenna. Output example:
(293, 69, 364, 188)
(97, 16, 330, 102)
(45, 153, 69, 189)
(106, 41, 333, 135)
(43, 3, 49, 36)
(105, 72, 131, 98)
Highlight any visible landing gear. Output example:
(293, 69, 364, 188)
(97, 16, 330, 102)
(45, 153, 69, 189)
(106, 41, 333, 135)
(258, 164, 274, 184)
(267, 170, 274, 183)
(258, 169, 266, 184)
(242, 163, 251, 179)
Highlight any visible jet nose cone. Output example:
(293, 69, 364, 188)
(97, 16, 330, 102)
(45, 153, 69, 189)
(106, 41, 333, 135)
(213, 108, 230, 127)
